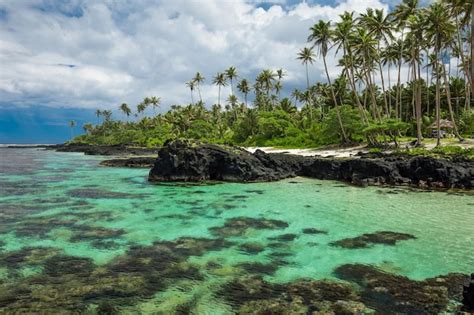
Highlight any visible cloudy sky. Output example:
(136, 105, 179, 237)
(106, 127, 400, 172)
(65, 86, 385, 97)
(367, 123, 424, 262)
(0, 0, 412, 142)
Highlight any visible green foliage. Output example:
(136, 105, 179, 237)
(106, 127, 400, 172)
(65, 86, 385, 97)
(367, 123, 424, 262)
(319, 105, 363, 144)
(460, 110, 474, 135)
(395, 146, 473, 159)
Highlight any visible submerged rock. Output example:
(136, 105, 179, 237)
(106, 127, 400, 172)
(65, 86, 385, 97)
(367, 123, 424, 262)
(330, 231, 416, 249)
(463, 273, 474, 311)
(208, 216, 289, 237)
(334, 264, 468, 314)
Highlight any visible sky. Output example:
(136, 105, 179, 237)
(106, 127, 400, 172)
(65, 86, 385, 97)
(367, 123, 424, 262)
(0, 0, 416, 143)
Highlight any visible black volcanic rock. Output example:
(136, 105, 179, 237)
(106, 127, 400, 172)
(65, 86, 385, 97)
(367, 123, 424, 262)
(147, 140, 473, 189)
(463, 273, 474, 311)
(51, 143, 158, 156)
(100, 157, 156, 168)
(148, 140, 299, 182)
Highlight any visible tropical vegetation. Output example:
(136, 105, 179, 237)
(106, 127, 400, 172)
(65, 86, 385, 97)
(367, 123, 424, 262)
(74, 0, 473, 149)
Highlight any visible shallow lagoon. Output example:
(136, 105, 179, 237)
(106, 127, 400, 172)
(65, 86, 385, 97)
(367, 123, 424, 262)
(0, 148, 473, 313)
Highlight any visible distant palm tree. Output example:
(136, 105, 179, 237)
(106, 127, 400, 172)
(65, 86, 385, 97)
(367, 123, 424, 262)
(237, 79, 251, 107)
(193, 72, 205, 103)
(225, 67, 238, 96)
(69, 120, 76, 140)
(82, 123, 93, 135)
(186, 80, 195, 104)
(150, 96, 161, 115)
(102, 110, 112, 122)
(297, 47, 315, 90)
(137, 102, 146, 117)
(95, 109, 102, 124)
(119, 103, 131, 120)
(213, 72, 228, 106)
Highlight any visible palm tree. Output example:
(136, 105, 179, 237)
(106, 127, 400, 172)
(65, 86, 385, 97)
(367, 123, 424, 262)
(137, 102, 146, 117)
(225, 67, 238, 95)
(193, 72, 205, 103)
(213, 72, 227, 106)
(186, 80, 195, 104)
(296, 47, 315, 90)
(119, 103, 131, 120)
(102, 110, 112, 122)
(391, 0, 419, 118)
(69, 120, 76, 140)
(82, 123, 93, 135)
(308, 20, 348, 142)
(360, 8, 394, 117)
(150, 96, 161, 115)
(425, 2, 451, 146)
(333, 12, 369, 125)
(237, 79, 251, 107)
(95, 109, 102, 124)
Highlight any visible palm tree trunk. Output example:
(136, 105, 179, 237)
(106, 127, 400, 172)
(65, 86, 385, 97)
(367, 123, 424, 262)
(426, 51, 430, 116)
(378, 44, 389, 117)
(442, 65, 463, 140)
(388, 63, 392, 117)
(471, 3, 474, 101)
(305, 63, 313, 125)
(197, 84, 202, 103)
(435, 44, 441, 147)
(323, 55, 348, 143)
(218, 86, 221, 106)
(413, 59, 422, 145)
(190, 90, 194, 105)
(396, 57, 402, 120)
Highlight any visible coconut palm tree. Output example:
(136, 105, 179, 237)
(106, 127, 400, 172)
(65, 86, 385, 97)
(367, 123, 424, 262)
(150, 96, 161, 115)
(308, 20, 348, 142)
(193, 72, 205, 103)
(237, 79, 251, 107)
(186, 80, 195, 104)
(119, 103, 131, 120)
(95, 109, 102, 125)
(225, 67, 238, 96)
(296, 47, 315, 90)
(425, 2, 453, 146)
(213, 72, 227, 106)
(69, 120, 76, 140)
(82, 123, 93, 135)
(391, 0, 419, 120)
(137, 102, 147, 118)
(102, 110, 112, 122)
(360, 8, 394, 117)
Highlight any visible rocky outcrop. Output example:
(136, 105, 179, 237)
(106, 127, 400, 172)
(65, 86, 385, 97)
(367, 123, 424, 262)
(148, 140, 474, 189)
(148, 140, 298, 182)
(100, 157, 156, 168)
(51, 143, 158, 156)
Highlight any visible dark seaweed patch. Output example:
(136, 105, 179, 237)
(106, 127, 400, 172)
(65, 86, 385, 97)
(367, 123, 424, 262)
(67, 188, 147, 199)
(238, 243, 265, 254)
(330, 231, 416, 249)
(268, 233, 298, 242)
(334, 264, 467, 314)
(302, 228, 328, 235)
(237, 262, 279, 275)
(209, 217, 289, 237)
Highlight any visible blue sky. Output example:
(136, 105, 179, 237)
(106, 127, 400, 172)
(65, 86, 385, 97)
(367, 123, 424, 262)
(0, 0, 412, 143)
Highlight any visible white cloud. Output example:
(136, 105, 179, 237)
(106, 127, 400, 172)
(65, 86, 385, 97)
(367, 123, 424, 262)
(0, 0, 393, 111)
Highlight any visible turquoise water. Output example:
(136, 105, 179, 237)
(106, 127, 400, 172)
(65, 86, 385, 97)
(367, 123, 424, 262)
(0, 148, 473, 313)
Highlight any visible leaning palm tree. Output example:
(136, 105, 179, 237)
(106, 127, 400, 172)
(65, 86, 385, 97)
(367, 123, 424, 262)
(95, 109, 102, 125)
(69, 120, 76, 140)
(225, 67, 238, 96)
(119, 103, 131, 120)
(213, 72, 227, 106)
(296, 47, 315, 90)
(186, 80, 195, 104)
(237, 79, 251, 107)
(308, 20, 348, 142)
(150, 96, 161, 115)
(193, 72, 205, 102)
